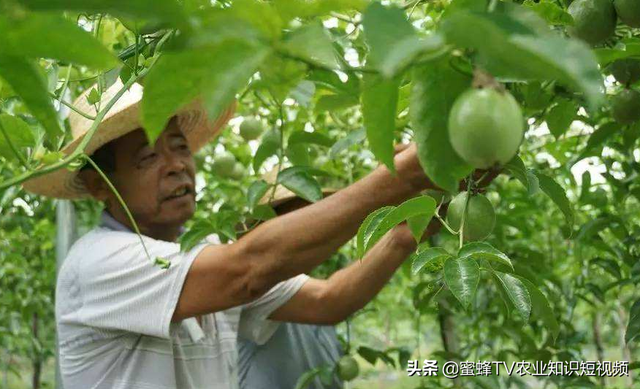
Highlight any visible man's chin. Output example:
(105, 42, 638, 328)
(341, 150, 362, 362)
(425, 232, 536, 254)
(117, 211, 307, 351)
(160, 198, 196, 224)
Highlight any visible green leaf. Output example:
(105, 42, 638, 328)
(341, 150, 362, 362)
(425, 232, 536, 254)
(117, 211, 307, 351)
(364, 196, 436, 255)
(458, 242, 514, 270)
(142, 39, 269, 144)
(535, 172, 574, 231)
(518, 277, 560, 342)
(276, 168, 323, 203)
(293, 367, 322, 389)
(410, 59, 473, 193)
(626, 299, 640, 344)
(247, 180, 271, 212)
(329, 128, 366, 158)
(575, 122, 620, 162)
(288, 131, 333, 148)
(493, 271, 531, 322)
(546, 100, 577, 139)
(253, 129, 282, 172)
(179, 220, 217, 252)
(362, 74, 400, 174)
(20, 0, 190, 29)
(0, 14, 119, 69)
(590, 258, 622, 280)
(407, 214, 431, 244)
(522, 0, 574, 26)
(412, 247, 452, 275)
(281, 23, 338, 69)
(444, 256, 480, 310)
(441, 10, 604, 108)
(0, 56, 62, 137)
(356, 206, 394, 259)
(0, 114, 35, 162)
(504, 156, 539, 195)
(315, 93, 359, 112)
(362, 2, 446, 77)
(252, 204, 277, 221)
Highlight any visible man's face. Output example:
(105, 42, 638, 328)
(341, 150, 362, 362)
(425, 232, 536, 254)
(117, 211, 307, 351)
(105, 119, 197, 230)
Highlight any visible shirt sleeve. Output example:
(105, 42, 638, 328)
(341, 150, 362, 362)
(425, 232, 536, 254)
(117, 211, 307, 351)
(238, 274, 310, 345)
(75, 229, 207, 339)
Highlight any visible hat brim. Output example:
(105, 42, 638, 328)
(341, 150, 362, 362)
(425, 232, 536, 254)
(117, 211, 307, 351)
(22, 100, 235, 199)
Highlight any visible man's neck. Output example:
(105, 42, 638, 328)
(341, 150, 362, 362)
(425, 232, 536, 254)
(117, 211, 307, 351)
(104, 210, 182, 242)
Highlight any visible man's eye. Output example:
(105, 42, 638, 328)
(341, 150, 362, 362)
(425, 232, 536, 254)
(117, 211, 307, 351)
(141, 153, 157, 162)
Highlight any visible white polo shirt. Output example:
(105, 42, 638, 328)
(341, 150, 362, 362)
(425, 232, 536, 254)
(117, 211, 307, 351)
(56, 216, 308, 389)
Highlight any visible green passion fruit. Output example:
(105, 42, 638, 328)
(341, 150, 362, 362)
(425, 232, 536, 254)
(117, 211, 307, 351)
(609, 58, 640, 85)
(446, 192, 496, 241)
(615, 0, 640, 28)
(211, 151, 237, 177)
(612, 88, 640, 124)
(448, 88, 524, 169)
(239, 118, 264, 141)
(568, 0, 617, 46)
(336, 356, 359, 381)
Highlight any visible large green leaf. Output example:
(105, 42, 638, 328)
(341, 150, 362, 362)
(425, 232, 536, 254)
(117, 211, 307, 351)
(535, 172, 574, 231)
(493, 271, 531, 322)
(253, 129, 282, 172)
(363, 195, 436, 255)
(518, 277, 560, 342)
(247, 180, 270, 212)
(441, 9, 604, 108)
(458, 242, 514, 270)
(0, 56, 62, 137)
(0, 114, 35, 162)
(444, 256, 480, 310)
(546, 100, 578, 139)
(504, 155, 539, 196)
(522, 0, 573, 26)
(626, 299, 640, 344)
(412, 247, 452, 275)
(277, 167, 323, 203)
(281, 24, 338, 69)
(410, 59, 473, 193)
(362, 74, 400, 174)
(0, 14, 118, 69)
(329, 128, 365, 158)
(362, 2, 445, 77)
(142, 39, 269, 144)
(19, 0, 190, 29)
(356, 206, 394, 259)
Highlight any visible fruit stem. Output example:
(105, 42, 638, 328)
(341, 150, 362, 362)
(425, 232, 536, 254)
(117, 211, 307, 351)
(459, 174, 474, 249)
(84, 155, 157, 267)
(434, 210, 458, 235)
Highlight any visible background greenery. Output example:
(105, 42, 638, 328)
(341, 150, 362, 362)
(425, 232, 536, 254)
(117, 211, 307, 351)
(0, 0, 639, 388)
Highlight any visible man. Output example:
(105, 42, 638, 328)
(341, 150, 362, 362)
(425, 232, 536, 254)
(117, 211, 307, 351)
(237, 174, 343, 389)
(23, 80, 439, 389)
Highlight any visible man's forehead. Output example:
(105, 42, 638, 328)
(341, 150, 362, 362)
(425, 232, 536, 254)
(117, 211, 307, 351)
(116, 120, 186, 148)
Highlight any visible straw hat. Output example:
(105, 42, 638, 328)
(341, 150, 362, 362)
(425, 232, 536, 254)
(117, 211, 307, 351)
(258, 167, 337, 208)
(22, 79, 235, 199)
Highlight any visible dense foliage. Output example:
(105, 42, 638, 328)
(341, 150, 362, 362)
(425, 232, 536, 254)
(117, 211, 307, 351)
(1, 0, 639, 388)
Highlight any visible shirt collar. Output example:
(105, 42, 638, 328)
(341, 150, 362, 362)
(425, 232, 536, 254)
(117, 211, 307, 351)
(100, 210, 132, 232)
(99, 210, 187, 237)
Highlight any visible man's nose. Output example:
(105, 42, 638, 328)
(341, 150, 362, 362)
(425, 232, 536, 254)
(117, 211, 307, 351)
(163, 151, 187, 175)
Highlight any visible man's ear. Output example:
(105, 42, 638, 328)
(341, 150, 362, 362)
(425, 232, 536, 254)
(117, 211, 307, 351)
(78, 169, 111, 203)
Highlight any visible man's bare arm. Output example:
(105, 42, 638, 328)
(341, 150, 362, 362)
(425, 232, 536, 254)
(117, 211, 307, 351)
(268, 224, 419, 325)
(172, 146, 433, 322)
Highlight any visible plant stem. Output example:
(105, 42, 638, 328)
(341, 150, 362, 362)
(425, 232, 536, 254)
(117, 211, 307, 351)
(84, 156, 154, 263)
(0, 67, 147, 192)
(48, 92, 96, 120)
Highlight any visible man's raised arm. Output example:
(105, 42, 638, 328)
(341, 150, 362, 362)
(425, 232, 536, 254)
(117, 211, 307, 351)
(172, 145, 434, 321)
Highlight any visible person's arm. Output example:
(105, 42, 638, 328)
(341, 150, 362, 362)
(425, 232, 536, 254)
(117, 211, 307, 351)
(172, 145, 434, 322)
(267, 223, 421, 325)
